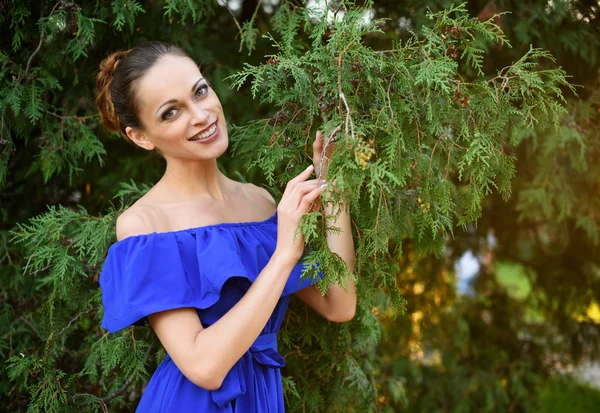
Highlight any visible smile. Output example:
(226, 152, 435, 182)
(189, 122, 218, 141)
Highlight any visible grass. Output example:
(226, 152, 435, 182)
(539, 375, 600, 413)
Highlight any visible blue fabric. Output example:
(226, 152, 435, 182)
(99, 212, 322, 412)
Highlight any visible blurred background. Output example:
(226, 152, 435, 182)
(1, 0, 599, 412)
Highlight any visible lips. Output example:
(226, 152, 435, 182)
(189, 122, 218, 141)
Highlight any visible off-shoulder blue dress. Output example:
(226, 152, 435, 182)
(99, 213, 321, 412)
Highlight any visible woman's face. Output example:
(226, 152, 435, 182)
(126, 54, 228, 161)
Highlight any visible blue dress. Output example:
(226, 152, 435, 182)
(99, 213, 321, 412)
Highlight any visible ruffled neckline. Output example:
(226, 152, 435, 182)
(115, 212, 278, 244)
(100, 209, 324, 333)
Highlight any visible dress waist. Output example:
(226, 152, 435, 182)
(165, 332, 285, 408)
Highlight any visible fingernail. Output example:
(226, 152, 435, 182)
(307, 165, 314, 170)
(321, 183, 328, 188)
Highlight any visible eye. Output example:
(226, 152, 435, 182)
(195, 84, 209, 98)
(161, 108, 178, 121)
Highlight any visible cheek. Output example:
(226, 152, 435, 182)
(155, 118, 189, 142)
(208, 94, 224, 112)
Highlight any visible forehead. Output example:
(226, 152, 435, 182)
(136, 55, 201, 106)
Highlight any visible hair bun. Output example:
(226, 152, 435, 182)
(96, 50, 131, 133)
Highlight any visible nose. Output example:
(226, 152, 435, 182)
(189, 102, 209, 125)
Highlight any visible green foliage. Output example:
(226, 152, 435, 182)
(9, 1, 31, 52)
(229, 2, 570, 261)
(539, 376, 600, 413)
(1, 0, 599, 412)
(163, 0, 215, 24)
(111, 0, 146, 33)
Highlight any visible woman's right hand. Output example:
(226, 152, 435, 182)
(275, 164, 327, 264)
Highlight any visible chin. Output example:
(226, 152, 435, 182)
(204, 134, 229, 160)
(214, 137, 229, 157)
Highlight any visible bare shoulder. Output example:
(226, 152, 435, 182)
(115, 203, 166, 241)
(244, 183, 276, 211)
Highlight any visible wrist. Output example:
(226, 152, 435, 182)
(271, 248, 300, 270)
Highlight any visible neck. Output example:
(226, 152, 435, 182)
(158, 158, 230, 202)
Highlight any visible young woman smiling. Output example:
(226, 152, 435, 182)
(96, 41, 356, 412)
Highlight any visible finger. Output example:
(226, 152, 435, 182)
(296, 179, 322, 188)
(310, 197, 322, 212)
(298, 186, 325, 214)
(287, 180, 323, 207)
(298, 185, 327, 214)
(286, 165, 314, 190)
(313, 131, 323, 152)
(288, 179, 321, 194)
(312, 131, 322, 167)
(295, 179, 324, 195)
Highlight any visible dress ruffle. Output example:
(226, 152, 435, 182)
(100, 213, 321, 333)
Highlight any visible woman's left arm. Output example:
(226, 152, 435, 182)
(295, 131, 357, 322)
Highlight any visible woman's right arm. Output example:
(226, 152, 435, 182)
(119, 165, 325, 390)
(147, 251, 296, 390)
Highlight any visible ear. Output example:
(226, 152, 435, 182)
(125, 126, 155, 151)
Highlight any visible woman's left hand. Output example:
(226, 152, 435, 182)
(311, 130, 335, 212)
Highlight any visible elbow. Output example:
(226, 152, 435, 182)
(198, 377, 224, 392)
(324, 276, 357, 323)
(327, 308, 356, 323)
(326, 303, 356, 323)
(188, 363, 225, 391)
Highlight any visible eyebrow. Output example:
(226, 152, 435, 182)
(155, 77, 205, 115)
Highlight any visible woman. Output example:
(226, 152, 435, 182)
(96, 41, 356, 412)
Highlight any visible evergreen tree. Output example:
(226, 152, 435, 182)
(1, 1, 596, 412)
(369, 1, 600, 411)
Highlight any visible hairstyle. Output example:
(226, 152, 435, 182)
(96, 41, 190, 141)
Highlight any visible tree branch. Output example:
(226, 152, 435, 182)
(20, 316, 42, 340)
(56, 308, 95, 337)
(317, 124, 342, 182)
(78, 345, 154, 407)
(220, 0, 242, 34)
(24, 1, 45, 76)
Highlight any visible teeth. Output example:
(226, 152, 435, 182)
(190, 123, 217, 141)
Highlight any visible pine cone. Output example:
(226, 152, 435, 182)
(460, 95, 471, 108)
(268, 110, 287, 126)
(60, 1, 81, 12)
(319, 100, 335, 115)
(446, 44, 459, 60)
(442, 25, 463, 38)
(452, 91, 463, 105)
(273, 110, 287, 123)
(355, 137, 375, 170)
(449, 26, 465, 38)
(67, 12, 79, 35)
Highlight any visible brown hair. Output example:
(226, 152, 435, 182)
(96, 41, 189, 141)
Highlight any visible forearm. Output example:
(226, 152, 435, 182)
(192, 251, 296, 386)
(325, 200, 356, 272)
(323, 200, 357, 314)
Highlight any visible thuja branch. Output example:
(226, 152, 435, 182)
(229, 1, 571, 250)
(24, 1, 45, 77)
(77, 344, 154, 407)
(317, 124, 342, 182)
